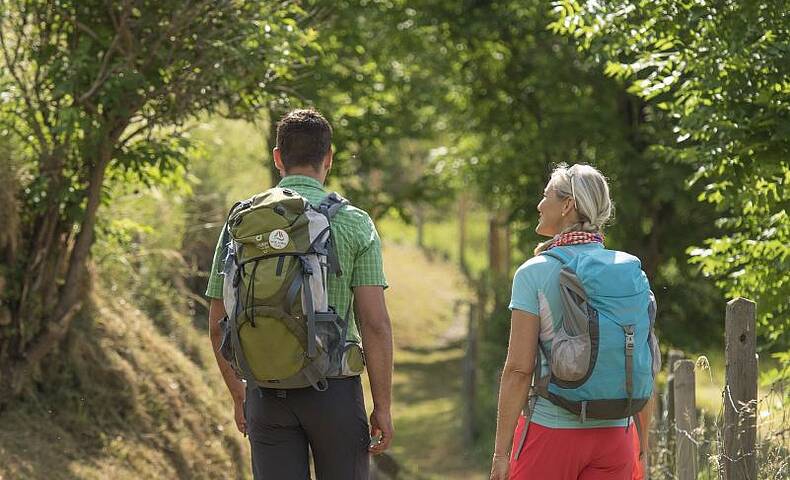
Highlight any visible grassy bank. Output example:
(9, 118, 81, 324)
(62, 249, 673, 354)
(0, 239, 489, 479)
(0, 286, 249, 480)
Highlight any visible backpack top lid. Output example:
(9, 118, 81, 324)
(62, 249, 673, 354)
(544, 246, 650, 298)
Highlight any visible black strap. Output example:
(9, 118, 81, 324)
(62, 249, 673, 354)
(302, 360, 329, 392)
(284, 274, 303, 315)
(316, 192, 348, 277)
(275, 255, 285, 276)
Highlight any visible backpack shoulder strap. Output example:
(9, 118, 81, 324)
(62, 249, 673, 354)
(315, 192, 349, 277)
(540, 246, 576, 265)
(317, 191, 349, 219)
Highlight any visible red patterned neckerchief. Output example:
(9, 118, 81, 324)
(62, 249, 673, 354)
(548, 231, 604, 249)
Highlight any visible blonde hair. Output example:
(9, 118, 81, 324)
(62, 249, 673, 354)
(534, 163, 613, 255)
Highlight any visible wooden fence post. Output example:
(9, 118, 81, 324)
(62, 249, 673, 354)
(723, 298, 758, 480)
(674, 359, 697, 480)
(665, 349, 685, 424)
(462, 303, 478, 446)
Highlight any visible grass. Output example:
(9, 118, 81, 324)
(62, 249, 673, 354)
(0, 239, 489, 479)
(360, 241, 487, 479)
(377, 207, 491, 278)
(647, 349, 789, 479)
(0, 286, 249, 480)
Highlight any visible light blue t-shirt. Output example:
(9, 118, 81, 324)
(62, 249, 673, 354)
(509, 243, 628, 429)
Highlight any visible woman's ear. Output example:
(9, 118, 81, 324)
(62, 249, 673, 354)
(562, 197, 575, 217)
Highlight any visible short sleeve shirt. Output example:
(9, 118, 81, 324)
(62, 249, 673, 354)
(204, 175, 388, 344)
(510, 242, 628, 429)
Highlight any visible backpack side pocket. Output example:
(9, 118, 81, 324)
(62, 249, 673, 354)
(340, 341, 365, 377)
(550, 268, 598, 387)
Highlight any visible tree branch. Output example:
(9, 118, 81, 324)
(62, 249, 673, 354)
(77, 32, 122, 105)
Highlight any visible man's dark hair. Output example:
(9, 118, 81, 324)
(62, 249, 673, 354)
(275, 109, 333, 171)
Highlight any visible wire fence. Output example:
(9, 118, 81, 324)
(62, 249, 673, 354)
(649, 363, 788, 479)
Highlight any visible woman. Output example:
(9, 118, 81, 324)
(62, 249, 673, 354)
(489, 164, 649, 480)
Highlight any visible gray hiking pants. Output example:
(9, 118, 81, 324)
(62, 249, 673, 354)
(245, 376, 370, 480)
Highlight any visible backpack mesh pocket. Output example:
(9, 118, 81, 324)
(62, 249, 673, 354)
(551, 329, 593, 382)
(550, 269, 598, 385)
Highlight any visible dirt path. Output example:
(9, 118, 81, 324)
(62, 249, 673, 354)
(361, 242, 486, 479)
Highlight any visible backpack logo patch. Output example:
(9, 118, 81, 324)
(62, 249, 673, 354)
(269, 229, 289, 250)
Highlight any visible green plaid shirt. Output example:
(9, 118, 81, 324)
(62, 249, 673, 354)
(204, 175, 387, 343)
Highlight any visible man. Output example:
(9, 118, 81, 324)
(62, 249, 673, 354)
(205, 109, 394, 479)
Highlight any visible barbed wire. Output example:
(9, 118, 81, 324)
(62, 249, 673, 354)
(646, 363, 788, 479)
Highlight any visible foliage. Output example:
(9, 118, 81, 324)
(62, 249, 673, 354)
(404, 0, 737, 457)
(551, 0, 790, 347)
(265, 0, 456, 217)
(0, 0, 314, 400)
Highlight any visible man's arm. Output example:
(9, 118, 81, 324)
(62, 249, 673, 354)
(208, 298, 247, 434)
(354, 285, 394, 454)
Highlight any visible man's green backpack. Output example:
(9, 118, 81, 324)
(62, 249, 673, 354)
(218, 187, 364, 391)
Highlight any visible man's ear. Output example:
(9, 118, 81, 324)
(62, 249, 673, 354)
(273, 147, 286, 177)
(323, 147, 333, 173)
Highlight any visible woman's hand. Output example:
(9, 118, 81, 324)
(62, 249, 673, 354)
(489, 454, 510, 480)
(491, 310, 539, 480)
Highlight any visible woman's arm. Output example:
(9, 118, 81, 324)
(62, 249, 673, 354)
(635, 390, 655, 472)
(492, 309, 541, 459)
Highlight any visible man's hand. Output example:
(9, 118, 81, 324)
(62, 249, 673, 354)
(208, 298, 248, 436)
(489, 454, 510, 480)
(233, 394, 247, 437)
(354, 286, 394, 455)
(368, 408, 393, 454)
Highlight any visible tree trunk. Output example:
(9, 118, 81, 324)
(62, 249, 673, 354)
(1, 133, 117, 403)
(458, 192, 468, 274)
(416, 207, 425, 250)
(488, 211, 510, 277)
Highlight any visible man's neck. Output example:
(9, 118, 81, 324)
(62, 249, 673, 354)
(283, 167, 325, 184)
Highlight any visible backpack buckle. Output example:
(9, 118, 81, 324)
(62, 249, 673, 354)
(624, 325, 635, 350)
(298, 256, 313, 275)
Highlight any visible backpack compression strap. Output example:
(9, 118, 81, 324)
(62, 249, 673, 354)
(226, 263, 260, 388)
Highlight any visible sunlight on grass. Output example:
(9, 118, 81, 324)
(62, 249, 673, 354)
(377, 208, 490, 278)
(359, 243, 486, 479)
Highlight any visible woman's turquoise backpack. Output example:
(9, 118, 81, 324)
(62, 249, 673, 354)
(535, 246, 661, 421)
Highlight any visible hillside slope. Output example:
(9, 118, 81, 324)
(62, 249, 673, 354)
(0, 241, 485, 480)
(0, 286, 249, 480)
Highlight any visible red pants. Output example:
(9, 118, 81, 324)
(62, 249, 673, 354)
(509, 417, 643, 480)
